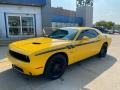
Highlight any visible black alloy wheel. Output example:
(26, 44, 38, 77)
(44, 54, 67, 80)
(98, 43, 108, 58)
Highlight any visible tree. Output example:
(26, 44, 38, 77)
(114, 24, 120, 31)
(107, 21, 115, 29)
(95, 21, 115, 29)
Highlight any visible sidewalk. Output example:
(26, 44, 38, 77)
(0, 46, 8, 59)
(0, 46, 11, 71)
(0, 58, 11, 67)
(0, 58, 11, 72)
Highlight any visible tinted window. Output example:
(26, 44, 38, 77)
(48, 29, 78, 40)
(77, 29, 99, 40)
(88, 29, 99, 38)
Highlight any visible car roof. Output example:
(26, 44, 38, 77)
(60, 27, 94, 31)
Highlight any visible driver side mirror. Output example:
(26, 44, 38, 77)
(82, 36, 90, 41)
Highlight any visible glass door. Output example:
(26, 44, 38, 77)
(21, 16, 35, 36)
(7, 15, 21, 36)
(6, 14, 35, 37)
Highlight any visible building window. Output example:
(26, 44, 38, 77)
(8, 16, 21, 36)
(22, 17, 34, 35)
(6, 14, 35, 37)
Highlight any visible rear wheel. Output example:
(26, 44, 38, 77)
(98, 43, 108, 58)
(44, 54, 67, 80)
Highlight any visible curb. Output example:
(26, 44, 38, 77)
(0, 58, 9, 63)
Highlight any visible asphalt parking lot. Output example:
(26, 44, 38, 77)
(0, 35, 120, 90)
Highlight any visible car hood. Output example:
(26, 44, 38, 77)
(9, 37, 70, 55)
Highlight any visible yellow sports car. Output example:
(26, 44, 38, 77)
(8, 27, 112, 80)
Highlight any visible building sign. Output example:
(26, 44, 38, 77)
(76, 0, 93, 7)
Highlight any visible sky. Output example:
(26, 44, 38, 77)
(51, 0, 120, 24)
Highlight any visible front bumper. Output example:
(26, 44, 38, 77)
(8, 54, 44, 76)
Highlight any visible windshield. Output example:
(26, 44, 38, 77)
(48, 29, 78, 40)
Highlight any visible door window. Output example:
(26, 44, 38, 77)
(7, 14, 35, 37)
(88, 29, 99, 38)
(77, 29, 99, 40)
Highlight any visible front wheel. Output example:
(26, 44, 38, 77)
(44, 54, 67, 80)
(98, 43, 108, 58)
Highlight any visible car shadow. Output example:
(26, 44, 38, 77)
(0, 55, 117, 90)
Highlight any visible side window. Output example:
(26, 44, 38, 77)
(77, 29, 99, 40)
(88, 29, 99, 38)
(77, 30, 90, 40)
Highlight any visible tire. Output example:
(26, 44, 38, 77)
(98, 43, 108, 58)
(44, 54, 67, 80)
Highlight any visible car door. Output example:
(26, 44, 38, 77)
(73, 29, 101, 62)
(87, 29, 102, 54)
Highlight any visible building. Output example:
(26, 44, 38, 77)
(51, 7, 82, 28)
(0, 0, 93, 39)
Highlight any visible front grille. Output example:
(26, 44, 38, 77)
(12, 65, 23, 73)
(9, 50, 30, 62)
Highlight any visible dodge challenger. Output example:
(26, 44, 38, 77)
(8, 27, 112, 80)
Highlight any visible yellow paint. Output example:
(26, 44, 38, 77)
(8, 27, 112, 76)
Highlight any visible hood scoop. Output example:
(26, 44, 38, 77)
(32, 42, 41, 44)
